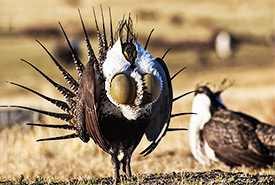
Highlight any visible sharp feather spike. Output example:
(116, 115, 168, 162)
(8, 81, 71, 112)
(167, 128, 188, 131)
(140, 140, 161, 156)
(170, 66, 187, 80)
(36, 133, 78, 142)
(144, 29, 154, 50)
(173, 90, 196, 102)
(58, 22, 85, 77)
(161, 47, 172, 60)
(126, 19, 130, 42)
(35, 39, 79, 93)
(93, 7, 104, 65)
(9, 105, 73, 122)
(108, 7, 114, 47)
(171, 112, 196, 118)
(100, 5, 108, 56)
(140, 141, 155, 155)
(78, 9, 99, 66)
(20, 59, 76, 100)
(25, 123, 75, 130)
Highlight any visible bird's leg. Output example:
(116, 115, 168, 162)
(122, 154, 132, 178)
(111, 154, 120, 183)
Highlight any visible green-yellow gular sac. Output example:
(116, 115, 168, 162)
(142, 74, 161, 104)
(110, 74, 136, 105)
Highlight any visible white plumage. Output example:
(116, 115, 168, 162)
(102, 39, 163, 120)
(189, 93, 218, 165)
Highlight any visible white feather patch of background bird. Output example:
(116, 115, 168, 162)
(189, 93, 212, 165)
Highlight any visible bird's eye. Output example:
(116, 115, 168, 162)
(123, 51, 129, 60)
(142, 74, 161, 104)
(110, 73, 136, 105)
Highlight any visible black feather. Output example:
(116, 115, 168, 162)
(108, 7, 114, 47)
(26, 123, 75, 130)
(93, 7, 104, 65)
(36, 133, 78, 142)
(35, 39, 79, 94)
(144, 29, 154, 50)
(161, 47, 172, 60)
(100, 5, 108, 58)
(78, 9, 99, 66)
(58, 22, 85, 77)
(171, 112, 196, 118)
(9, 105, 73, 122)
(167, 128, 188, 131)
(8, 81, 70, 112)
(20, 59, 76, 100)
(173, 90, 196, 102)
(171, 67, 186, 80)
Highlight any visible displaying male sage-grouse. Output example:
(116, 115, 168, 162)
(2, 8, 191, 182)
(189, 85, 275, 168)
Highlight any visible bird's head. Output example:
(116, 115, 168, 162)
(194, 85, 226, 114)
(101, 15, 162, 120)
(122, 42, 137, 67)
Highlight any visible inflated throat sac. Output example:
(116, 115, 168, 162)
(110, 73, 161, 105)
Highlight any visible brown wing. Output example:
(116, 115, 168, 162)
(256, 123, 275, 150)
(140, 57, 173, 156)
(234, 112, 275, 150)
(203, 108, 274, 167)
(77, 61, 110, 152)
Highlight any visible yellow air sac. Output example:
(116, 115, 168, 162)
(142, 74, 161, 104)
(110, 74, 136, 105)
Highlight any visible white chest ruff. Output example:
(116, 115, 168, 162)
(102, 40, 163, 120)
(189, 94, 218, 165)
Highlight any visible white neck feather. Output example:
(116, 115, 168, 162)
(102, 39, 163, 120)
(189, 94, 212, 165)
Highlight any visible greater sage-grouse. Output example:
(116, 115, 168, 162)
(189, 85, 274, 168)
(2, 8, 191, 182)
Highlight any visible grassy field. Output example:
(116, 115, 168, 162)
(0, 0, 274, 183)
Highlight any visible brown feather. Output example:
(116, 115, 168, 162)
(203, 107, 274, 167)
(77, 60, 110, 151)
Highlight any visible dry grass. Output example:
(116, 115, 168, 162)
(0, 0, 274, 181)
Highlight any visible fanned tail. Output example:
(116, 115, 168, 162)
(100, 5, 108, 59)
(167, 128, 188, 131)
(171, 112, 196, 118)
(8, 105, 73, 122)
(8, 81, 71, 113)
(35, 39, 79, 94)
(36, 133, 78, 142)
(173, 90, 196, 102)
(78, 9, 98, 66)
(162, 47, 172, 60)
(140, 140, 160, 156)
(108, 7, 114, 47)
(25, 123, 75, 130)
(58, 22, 85, 78)
(93, 7, 104, 67)
(144, 29, 154, 50)
(20, 59, 76, 103)
(171, 67, 187, 80)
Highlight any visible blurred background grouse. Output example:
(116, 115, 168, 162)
(189, 85, 274, 168)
